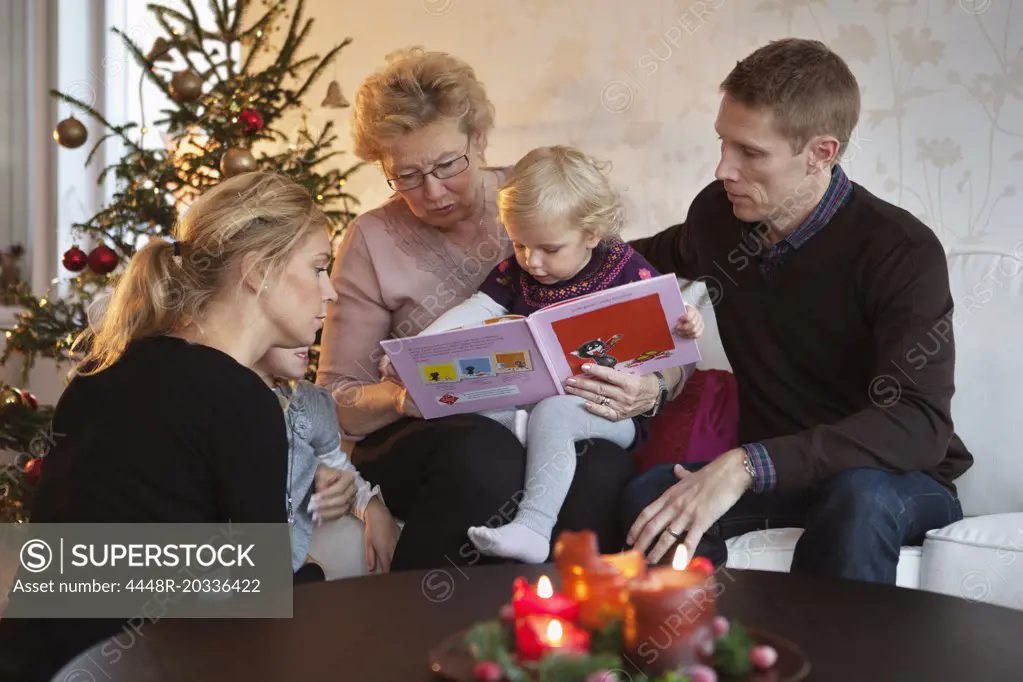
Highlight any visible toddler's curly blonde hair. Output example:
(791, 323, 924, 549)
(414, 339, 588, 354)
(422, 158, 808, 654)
(497, 146, 625, 239)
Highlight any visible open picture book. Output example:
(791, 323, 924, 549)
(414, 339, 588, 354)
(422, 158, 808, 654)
(379, 273, 702, 419)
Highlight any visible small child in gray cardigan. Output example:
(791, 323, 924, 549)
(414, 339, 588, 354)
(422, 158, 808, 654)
(255, 347, 400, 574)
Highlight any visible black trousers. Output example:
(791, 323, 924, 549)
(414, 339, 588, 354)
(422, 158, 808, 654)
(353, 413, 636, 571)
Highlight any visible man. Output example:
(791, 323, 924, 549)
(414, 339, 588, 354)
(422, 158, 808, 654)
(622, 38, 973, 584)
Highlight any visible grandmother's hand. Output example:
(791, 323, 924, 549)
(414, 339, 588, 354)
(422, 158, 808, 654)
(564, 363, 661, 422)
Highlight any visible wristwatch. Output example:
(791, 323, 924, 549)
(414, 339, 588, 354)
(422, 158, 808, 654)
(642, 371, 668, 417)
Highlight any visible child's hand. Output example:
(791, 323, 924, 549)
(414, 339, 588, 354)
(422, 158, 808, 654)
(675, 304, 706, 339)
(310, 466, 357, 523)
(363, 498, 400, 573)
(378, 355, 404, 387)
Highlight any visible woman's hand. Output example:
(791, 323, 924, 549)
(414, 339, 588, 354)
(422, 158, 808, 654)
(564, 363, 661, 421)
(363, 498, 401, 573)
(310, 465, 357, 523)
(396, 387, 423, 419)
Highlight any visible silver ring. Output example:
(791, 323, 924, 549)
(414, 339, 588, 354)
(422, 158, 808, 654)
(600, 396, 611, 407)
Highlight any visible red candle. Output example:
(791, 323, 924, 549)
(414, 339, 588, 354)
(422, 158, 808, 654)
(512, 575, 580, 622)
(515, 614, 590, 662)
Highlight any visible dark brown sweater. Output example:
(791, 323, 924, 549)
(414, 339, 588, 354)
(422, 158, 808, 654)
(631, 180, 974, 492)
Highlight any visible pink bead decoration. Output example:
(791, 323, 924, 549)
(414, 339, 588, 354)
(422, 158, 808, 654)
(472, 660, 502, 681)
(750, 644, 779, 670)
(684, 663, 719, 682)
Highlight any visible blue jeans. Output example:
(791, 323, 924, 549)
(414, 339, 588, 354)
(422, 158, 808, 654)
(620, 464, 964, 584)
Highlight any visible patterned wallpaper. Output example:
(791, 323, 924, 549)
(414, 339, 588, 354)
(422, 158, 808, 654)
(289, 0, 1022, 259)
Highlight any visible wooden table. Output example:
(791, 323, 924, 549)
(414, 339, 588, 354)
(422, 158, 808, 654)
(55, 563, 1023, 681)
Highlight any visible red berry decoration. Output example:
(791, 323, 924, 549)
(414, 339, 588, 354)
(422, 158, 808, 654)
(62, 246, 88, 272)
(472, 660, 502, 681)
(87, 244, 119, 274)
(238, 108, 264, 134)
(687, 556, 715, 577)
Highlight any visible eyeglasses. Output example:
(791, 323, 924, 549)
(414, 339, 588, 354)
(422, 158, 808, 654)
(386, 137, 472, 191)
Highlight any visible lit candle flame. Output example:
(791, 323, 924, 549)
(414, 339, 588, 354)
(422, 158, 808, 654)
(537, 575, 553, 598)
(546, 618, 563, 644)
(671, 544, 689, 571)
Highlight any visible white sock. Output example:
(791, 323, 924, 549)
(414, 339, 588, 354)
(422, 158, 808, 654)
(468, 523, 550, 563)
(513, 409, 529, 447)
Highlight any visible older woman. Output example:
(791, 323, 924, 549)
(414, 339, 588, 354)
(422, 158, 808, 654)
(317, 48, 679, 570)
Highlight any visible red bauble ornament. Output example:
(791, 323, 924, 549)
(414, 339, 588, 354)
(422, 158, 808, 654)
(24, 458, 42, 484)
(19, 390, 38, 411)
(62, 246, 88, 272)
(238, 109, 264, 134)
(87, 244, 119, 274)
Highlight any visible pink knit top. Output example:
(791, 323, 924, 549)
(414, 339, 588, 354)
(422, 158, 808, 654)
(316, 168, 513, 399)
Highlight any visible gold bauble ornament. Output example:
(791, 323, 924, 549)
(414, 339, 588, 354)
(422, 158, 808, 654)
(321, 80, 350, 109)
(53, 116, 88, 148)
(0, 387, 19, 408)
(220, 148, 257, 178)
(170, 70, 204, 103)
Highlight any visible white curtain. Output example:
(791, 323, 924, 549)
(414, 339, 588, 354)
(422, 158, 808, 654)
(0, 0, 30, 258)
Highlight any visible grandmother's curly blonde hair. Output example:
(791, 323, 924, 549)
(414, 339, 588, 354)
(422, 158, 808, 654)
(351, 47, 496, 163)
(497, 146, 626, 239)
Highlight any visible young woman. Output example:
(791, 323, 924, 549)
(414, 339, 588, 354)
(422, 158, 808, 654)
(0, 171, 336, 682)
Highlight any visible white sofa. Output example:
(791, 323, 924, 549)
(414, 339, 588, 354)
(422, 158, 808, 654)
(684, 249, 1023, 610)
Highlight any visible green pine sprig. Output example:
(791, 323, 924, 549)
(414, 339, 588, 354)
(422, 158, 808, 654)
(712, 620, 755, 676)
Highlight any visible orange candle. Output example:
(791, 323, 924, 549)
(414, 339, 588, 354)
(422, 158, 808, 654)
(553, 530, 647, 629)
(623, 547, 717, 676)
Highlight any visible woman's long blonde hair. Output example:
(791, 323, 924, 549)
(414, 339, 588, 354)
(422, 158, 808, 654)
(73, 172, 329, 376)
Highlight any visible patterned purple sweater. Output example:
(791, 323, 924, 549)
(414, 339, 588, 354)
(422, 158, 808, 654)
(479, 238, 659, 314)
(479, 238, 660, 450)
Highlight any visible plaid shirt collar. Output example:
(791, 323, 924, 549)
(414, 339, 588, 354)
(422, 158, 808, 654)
(744, 165, 852, 266)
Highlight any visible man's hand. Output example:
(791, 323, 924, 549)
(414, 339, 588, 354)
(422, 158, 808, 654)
(627, 448, 754, 563)
(310, 466, 357, 523)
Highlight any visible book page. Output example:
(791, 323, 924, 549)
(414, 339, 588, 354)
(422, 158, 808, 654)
(527, 274, 702, 385)
(379, 317, 562, 419)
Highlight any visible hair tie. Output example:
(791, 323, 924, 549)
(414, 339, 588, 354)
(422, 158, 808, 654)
(171, 240, 182, 257)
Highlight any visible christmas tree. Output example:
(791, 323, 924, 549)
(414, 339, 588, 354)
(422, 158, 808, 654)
(0, 0, 363, 521)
